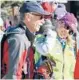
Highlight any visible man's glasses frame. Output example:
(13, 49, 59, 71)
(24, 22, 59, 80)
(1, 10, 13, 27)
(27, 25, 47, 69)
(30, 12, 44, 20)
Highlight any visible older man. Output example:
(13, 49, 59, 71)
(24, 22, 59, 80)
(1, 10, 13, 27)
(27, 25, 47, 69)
(1, 1, 51, 79)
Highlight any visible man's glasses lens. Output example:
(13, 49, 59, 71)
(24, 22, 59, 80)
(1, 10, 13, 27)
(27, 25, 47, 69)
(31, 12, 44, 19)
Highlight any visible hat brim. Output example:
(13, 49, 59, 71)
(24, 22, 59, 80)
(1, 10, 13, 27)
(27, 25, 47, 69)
(37, 10, 52, 16)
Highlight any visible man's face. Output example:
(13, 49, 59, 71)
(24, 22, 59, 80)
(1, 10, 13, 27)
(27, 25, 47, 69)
(24, 12, 45, 33)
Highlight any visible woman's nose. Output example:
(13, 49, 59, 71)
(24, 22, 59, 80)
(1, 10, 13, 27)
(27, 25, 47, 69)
(61, 29, 67, 33)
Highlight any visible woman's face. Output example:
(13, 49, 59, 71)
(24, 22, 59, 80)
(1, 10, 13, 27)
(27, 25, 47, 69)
(56, 21, 69, 39)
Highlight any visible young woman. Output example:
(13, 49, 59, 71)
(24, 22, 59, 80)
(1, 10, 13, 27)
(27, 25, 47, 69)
(34, 12, 78, 79)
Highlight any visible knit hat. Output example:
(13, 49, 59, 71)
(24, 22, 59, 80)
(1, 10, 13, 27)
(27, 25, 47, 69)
(60, 12, 78, 33)
(54, 4, 67, 20)
(41, 2, 54, 13)
(41, 2, 56, 19)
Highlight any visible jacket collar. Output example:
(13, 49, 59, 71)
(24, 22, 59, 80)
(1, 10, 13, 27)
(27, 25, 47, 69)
(18, 22, 35, 42)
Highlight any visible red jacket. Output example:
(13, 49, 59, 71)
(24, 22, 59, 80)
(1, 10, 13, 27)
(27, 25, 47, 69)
(74, 49, 79, 79)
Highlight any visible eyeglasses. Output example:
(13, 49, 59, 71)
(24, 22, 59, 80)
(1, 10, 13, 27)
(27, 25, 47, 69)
(30, 12, 44, 20)
(64, 26, 74, 35)
(64, 25, 71, 30)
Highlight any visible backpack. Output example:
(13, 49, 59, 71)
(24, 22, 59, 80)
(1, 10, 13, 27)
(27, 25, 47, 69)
(34, 56, 56, 79)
